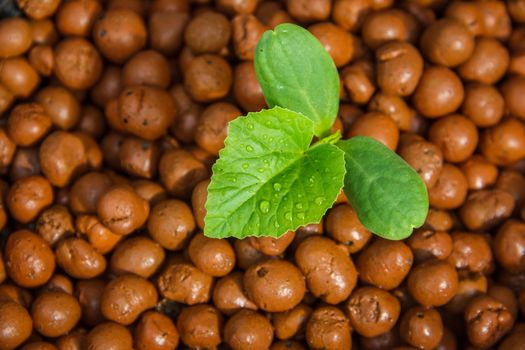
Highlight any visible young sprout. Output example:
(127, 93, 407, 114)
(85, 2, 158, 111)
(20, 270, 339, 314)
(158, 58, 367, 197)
(204, 23, 428, 240)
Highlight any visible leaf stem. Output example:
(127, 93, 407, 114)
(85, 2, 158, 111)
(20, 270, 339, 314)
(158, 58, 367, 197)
(314, 130, 342, 147)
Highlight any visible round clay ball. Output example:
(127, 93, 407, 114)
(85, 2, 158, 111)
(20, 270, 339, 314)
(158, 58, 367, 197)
(412, 66, 464, 118)
(306, 306, 352, 350)
(100, 274, 158, 325)
(0, 300, 32, 350)
(224, 310, 274, 350)
(92, 8, 147, 63)
(53, 38, 103, 90)
(407, 259, 459, 307)
(97, 185, 150, 235)
(31, 291, 81, 338)
(187, 232, 235, 277)
(5, 230, 55, 288)
(177, 304, 223, 349)
(345, 286, 400, 337)
(244, 258, 306, 312)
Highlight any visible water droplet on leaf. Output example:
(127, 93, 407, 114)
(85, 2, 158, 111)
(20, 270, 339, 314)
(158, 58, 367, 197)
(259, 200, 270, 213)
(295, 203, 303, 210)
(242, 163, 249, 169)
(246, 145, 254, 152)
(297, 212, 305, 220)
(315, 197, 325, 205)
(273, 183, 282, 191)
(285, 212, 292, 220)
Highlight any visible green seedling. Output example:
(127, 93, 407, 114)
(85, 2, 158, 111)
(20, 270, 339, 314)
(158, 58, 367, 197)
(204, 23, 428, 240)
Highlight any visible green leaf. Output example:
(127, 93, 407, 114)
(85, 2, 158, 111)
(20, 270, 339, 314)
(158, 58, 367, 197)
(204, 107, 345, 239)
(254, 23, 340, 138)
(337, 136, 429, 240)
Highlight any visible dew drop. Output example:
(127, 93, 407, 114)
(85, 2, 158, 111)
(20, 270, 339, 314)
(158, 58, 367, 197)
(274, 221, 280, 228)
(247, 123, 254, 130)
(242, 163, 249, 169)
(285, 212, 292, 220)
(259, 200, 270, 213)
(246, 145, 254, 152)
(295, 203, 303, 210)
(309, 176, 315, 183)
(297, 212, 305, 220)
(315, 197, 325, 205)
(273, 183, 282, 192)
(257, 168, 265, 173)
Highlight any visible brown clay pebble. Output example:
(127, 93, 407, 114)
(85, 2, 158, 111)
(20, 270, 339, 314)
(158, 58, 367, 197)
(272, 304, 312, 340)
(55, 0, 102, 37)
(459, 190, 514, 231)
(135, 311, 179, 350)
(93, 9, 147, 63)
(157, 259, 213, 305)
(481, 119, 525, 166)
(407, 229, 453, 262)
(117, 85, 177, 141)
(147, 199, 195, 250)
(85, 322, 133, 350)
(75, 279, 105, 327)
(247, 231, 296, 256)
(17, 0, 60, 20)
(53, 38, 103, 91)
(55, 237, 106, 279)
(36, 204, 74, 247)
(428, 114, 478, 163)
(96, 185, 150, 235)
(447, 232, 493, 274)
(110, 236, 165, 278)
(325, 204, 372, 253)
(347, 112, 399, 150)
(6, 175, 54, 223)
(224, 309, 274, 350)
(0, 57, 40, 98)
(184, 54, 233, 103)
(356, 238, 413, 290)
(159, 148, 209, 198)
(309, 22, 355, 68)
(460, 155, 498, 190)
(345, 286, 400, 337)
(0, 300, 32, 350)
(412, 66, 464, 118)
(428, 164, 468, 210)
(420, 18, 475, 67)
(494, 220, 525, 273)
(100, 274, 158, 325)
(184, 11, 231, 54)
(306, 306, 352, 350)
(35, 86, 81, 130)
(407, 259, 459, 307)
(177, 304, 223, 349)
(7, 103, 52, 147)
(400, 306, 443, 350)
(399, 140, 443, 189)
(375, 41, 423, 96)
(195, 102, 241, 155)
(213, 272, 257, 315)
(31, 291, 81, 337)
(462, 83, 504, 127)
(244, 259, 306, 312)
(122, 50, 171, 89)
(0, 18, 32, 57)
(39, 131, 88, 187)
(465, 295, 514, 348)
(5, 230, 55, 288)
(295, 236, 357, 304)
(188, 232, 235, 277)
